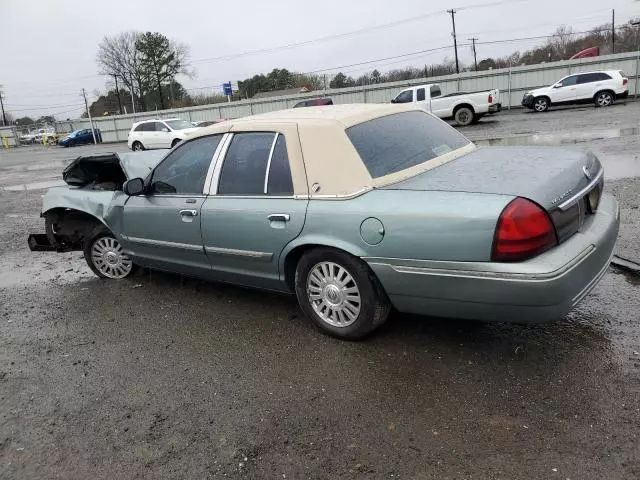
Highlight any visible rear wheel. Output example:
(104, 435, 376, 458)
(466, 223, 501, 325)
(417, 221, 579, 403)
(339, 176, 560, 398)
(594, 91, 614, 107)
(83, 227, 136, 279)
(132, 141, 144, 151)
(533, 97, 549, 112)
(294, 248, 391, 340)
(454, 106, 475, 126)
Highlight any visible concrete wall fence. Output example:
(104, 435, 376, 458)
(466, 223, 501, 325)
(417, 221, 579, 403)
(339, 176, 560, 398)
(2, 51, 638, 147)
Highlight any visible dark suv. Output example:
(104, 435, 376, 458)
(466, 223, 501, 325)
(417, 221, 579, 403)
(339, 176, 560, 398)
(293, 98, 334, 108)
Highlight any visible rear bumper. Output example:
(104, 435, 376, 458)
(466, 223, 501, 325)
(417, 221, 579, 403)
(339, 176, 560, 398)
(488, 103, 502, 113)
(617, 90, 629, 99)
(366, 193, 619, 323)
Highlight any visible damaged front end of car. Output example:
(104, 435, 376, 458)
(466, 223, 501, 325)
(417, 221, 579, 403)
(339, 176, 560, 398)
(27, 151, 165, 253)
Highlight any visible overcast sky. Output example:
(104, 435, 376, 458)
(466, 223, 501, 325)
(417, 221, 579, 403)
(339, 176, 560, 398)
(2, 0, 638, 119)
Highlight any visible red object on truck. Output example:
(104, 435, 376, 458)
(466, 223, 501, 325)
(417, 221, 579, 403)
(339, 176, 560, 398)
(570, 47, 599, 60)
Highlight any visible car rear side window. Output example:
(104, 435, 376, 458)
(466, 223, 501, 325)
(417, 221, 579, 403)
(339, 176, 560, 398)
(430, 85, 442, 98)
(218, 133, 275, 195)
(416, 88, 426, 101)
(346, 111, 471, 179)
(578, 73, 610, 83)
(150, 135, 222, 195)
(266, 134, 293, 195)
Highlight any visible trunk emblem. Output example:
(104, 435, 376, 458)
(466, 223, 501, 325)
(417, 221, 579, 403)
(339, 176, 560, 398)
(583, 165, 593, 180)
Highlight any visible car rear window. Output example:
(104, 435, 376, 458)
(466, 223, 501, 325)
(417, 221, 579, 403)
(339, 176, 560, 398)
(346, 111, 470, 178)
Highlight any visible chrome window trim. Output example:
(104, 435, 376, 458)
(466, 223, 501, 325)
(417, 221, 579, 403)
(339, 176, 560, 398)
(123, 235, 204, 252)
(142, 194, 207, 199)
(263, 133, 279, 194)
(203, 133, 231, 194)
(204, 246, 273, 261)
(557, 167, 604, 211)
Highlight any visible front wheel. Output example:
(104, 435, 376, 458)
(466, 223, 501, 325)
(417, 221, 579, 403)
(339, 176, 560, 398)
(83, 228, 136, 279)
(131, 141, 145, 151)
(595, 91, 614, 107)
(533, 97, 549, 112)
(294, 248, 391, 340)
(454, 106, 475, 126)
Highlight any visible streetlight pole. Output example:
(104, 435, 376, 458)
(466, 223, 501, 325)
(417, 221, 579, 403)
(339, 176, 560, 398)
(0, 87, 7, 127)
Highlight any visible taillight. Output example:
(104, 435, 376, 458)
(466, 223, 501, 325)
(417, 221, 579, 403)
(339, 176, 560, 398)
(488, 94, 493, 103)
(492, 197, 557, 262)
(623, 78, 628, 86)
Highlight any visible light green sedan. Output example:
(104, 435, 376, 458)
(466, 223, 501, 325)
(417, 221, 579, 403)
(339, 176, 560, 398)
(28, 104, 619, 339)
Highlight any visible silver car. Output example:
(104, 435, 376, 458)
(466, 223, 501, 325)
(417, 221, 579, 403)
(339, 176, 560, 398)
(28, 104, 619, 339)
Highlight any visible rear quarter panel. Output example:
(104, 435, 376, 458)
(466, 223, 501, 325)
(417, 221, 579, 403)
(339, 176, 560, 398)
(283, 189, 514, 266)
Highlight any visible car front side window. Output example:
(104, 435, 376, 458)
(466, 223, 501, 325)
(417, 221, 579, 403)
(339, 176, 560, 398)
(394, 90, 413, 103)
(560, 76, 578, 87)
(150, 135, 222, 195)
(217, 133, 276, 195)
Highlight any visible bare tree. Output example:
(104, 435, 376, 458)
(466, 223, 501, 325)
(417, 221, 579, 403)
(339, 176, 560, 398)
(96, 31, 148, 110)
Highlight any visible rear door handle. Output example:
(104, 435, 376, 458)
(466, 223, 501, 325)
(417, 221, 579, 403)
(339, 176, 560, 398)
(268, 213, 290, 222)
(179, 209, 198, 217)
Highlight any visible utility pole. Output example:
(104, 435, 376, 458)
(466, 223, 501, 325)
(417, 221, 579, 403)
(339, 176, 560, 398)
(81, 88, 97, 145)
(469, 37, 478, 71)
(447, 9, 460, 74)
(612, 9, 615, 54)
(113, 75, 123, 115)
(0, 87, 7, 127)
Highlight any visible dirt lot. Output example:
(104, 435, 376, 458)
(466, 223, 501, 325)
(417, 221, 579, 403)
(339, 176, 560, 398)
(1, 104, 639, 479)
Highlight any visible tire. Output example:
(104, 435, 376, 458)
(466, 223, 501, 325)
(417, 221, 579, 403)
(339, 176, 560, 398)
(132, 141, 145, 151)
(294, 248, 391, 340)
(83, 227, 137, 279)
(171, 138, 181, 148)
(454, 106, 475, 126)
(533, 97, 549, 112)
(594, 90, 614, 108)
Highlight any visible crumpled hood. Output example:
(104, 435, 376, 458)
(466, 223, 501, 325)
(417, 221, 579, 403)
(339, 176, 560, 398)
(118, 150, 166, 179)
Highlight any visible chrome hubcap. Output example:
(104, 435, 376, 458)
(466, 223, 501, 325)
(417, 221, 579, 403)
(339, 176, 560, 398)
(597, 94, 612, 106)
(534, 100, 547, 111)
(91, 237, 132, 279)
(133, 143, 142, 151)
(307, 261, 361, 327)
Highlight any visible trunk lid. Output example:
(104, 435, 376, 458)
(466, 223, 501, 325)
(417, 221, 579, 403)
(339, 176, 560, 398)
(382, 146, 602, 242)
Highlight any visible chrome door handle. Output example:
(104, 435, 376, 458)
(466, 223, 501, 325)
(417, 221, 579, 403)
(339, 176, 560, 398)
(268, 213, 290, 222)
(179, 209, 198, 217)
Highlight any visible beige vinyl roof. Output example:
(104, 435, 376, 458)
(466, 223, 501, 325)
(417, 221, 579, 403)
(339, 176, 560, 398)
(188, 104, 476, 198)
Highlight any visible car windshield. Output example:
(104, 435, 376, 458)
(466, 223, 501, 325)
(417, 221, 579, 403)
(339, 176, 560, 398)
(165, 119, 193, 130)
(346, 111, 471, 178)
(68, 131, 80, 137)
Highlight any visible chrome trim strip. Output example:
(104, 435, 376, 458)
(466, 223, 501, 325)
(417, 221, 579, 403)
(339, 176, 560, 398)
(204, 246, 273, 261)
(365, 246, 595, 282)
(203, 133, 230, 194)
(263, 133, 279, 194)
(124, 235, 204, 252)
(208, 133, 234, 195)
(310, 187, 372, 200)
(557, 168, 604, 211)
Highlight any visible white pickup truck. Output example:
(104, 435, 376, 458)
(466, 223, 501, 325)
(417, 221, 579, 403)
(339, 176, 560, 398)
(391, 84, 501, 126)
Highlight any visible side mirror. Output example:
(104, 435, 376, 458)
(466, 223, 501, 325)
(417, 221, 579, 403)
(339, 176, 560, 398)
(553, 83, 562, 88)
(123, 177, 145, 196)
(161, 127, 170, 132)
(390, 98, 398, 104)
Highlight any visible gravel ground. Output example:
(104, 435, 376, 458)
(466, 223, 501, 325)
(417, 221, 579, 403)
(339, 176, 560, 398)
(1, 105, 639, 479)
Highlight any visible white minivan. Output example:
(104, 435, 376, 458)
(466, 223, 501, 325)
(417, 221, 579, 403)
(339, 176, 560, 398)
(127, 118, 200, 151)
(522, 70, 628, 112)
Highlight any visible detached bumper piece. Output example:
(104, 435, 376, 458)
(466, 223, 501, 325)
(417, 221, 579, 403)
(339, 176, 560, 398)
(521, 95, 535, 108)
(489, 103, 502, 113)
(28, 234, 57, 251)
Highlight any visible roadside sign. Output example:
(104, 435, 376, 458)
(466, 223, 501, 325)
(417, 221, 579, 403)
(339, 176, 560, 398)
(223, 82, 233, 96)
